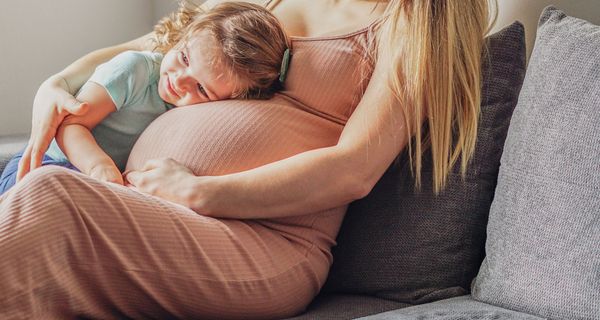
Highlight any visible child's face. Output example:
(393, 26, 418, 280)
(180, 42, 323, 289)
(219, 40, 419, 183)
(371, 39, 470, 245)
(159, 31, 237, 107)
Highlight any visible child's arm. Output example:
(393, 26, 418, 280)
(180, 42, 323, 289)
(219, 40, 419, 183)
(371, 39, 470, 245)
(56, 82, 123, 185)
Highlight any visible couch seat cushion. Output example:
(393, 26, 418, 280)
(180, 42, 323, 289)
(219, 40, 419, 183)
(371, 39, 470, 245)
(286, 293, 408, 320)
(0, 134, 28, 173)
(358, 295, 545, 320)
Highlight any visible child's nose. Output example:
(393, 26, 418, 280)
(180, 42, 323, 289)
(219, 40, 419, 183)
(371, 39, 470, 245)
(174, 74, 194, 93)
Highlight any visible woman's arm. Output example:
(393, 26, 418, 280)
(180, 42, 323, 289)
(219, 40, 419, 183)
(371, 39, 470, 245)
(58, 33, 155, 96)
(16, 32, 154, 182)
(126, 60, 412, 219)
(56, 82, 122, 184)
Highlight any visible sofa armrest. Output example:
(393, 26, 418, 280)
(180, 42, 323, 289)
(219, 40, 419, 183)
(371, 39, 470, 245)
(0, 135, 28, 173)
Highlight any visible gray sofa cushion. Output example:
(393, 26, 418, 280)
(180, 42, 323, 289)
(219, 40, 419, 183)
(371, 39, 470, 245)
(0, 134, 28, 173)
(287, 293, 408, 320)
(471, 7, 600, 320)
(358, 295, 545, 320)
(322, 22, 527, 304)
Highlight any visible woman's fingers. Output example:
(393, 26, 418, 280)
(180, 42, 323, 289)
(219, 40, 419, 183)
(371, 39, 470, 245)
(29, 138, 48, 172)
(17, 135, 51, 182)
(27, 122, 57, 175)
(19, 97, 89, 182)
(16, 143, 33, 182)
(126, 158, 186, 188)
(124, 170, 141, 186)
(124, 170, 157, 194)
(140, 158, 176, 171)
(60, 98, 89, 116)
(127, 160, 166, 187)
(15, 77, 90, 183)
(124, 161, 198, 208)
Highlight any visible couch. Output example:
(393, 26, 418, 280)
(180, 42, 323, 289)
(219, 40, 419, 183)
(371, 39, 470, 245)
(1, 6, 598, 320)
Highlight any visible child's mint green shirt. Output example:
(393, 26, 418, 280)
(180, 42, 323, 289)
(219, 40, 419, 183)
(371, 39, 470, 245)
(46, 51, 173, 171)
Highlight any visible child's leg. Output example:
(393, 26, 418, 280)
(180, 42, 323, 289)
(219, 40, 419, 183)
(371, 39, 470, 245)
(0, 151, 24, 196)
(0, 151, 79, 196)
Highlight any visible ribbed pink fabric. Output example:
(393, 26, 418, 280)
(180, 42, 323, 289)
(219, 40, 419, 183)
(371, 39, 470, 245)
(0, 20, 378, 320)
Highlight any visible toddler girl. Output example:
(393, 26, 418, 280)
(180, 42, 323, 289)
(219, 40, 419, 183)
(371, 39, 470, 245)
(0, 1, 290, 194)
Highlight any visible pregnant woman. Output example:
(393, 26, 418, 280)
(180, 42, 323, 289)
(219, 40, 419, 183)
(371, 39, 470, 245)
(0, 0, 494, 318)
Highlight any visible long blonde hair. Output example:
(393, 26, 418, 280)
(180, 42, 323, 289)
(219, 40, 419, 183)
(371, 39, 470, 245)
(379, 0, 496, 193)
(155, 0, 494, 192)
(153, 1, 290, 99)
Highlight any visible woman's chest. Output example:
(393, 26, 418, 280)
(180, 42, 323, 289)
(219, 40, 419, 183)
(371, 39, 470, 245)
(269, 0, 387, 38)
(280, 36, 375, 123)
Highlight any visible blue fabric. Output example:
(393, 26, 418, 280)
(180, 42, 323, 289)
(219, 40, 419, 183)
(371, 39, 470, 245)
(0, 150, 79, 196)
(46, 50, 172, 171)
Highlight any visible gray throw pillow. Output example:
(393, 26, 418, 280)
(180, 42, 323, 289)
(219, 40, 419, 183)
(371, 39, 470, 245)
(322, 22, 527, 304)
(471, 7, 600, 319)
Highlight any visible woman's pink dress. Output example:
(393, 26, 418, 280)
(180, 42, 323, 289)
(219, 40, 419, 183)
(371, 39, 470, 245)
(0, 21, 378, 319)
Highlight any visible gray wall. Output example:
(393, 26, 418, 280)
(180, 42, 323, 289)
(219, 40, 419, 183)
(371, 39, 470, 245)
(2, 1, 600, 137)
(153, 0, 207, 22)
(491, 0, 600, 59)
(0, 0, 155, 136)
(154, 0, 181, 22)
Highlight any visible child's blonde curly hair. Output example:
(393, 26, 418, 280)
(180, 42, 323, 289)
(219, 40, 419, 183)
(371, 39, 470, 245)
(153, 1, 290, 99)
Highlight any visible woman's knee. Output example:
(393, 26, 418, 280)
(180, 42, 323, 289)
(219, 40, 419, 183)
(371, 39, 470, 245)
(25, 165, 77, 180)
(0, 166, 91, 249)
(3, 166, 86, 223)
(15, 166, 80, 194)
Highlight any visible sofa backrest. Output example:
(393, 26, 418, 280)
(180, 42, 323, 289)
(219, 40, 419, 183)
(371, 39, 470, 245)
(472, 7, 600, 319)
(322, 22, 527, 305)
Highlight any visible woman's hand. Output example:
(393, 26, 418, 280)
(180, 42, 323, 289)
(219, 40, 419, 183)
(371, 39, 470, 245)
(124, 158, 202, 209)
(17, 76, 89, 181)
(89, 162, 124, 185)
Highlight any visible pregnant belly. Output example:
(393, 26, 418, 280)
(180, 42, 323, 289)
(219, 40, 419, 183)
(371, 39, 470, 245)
(126, 97, 343, 176)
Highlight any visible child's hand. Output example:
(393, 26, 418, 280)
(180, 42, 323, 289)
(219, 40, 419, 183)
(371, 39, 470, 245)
(88, 163, 124, 185)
